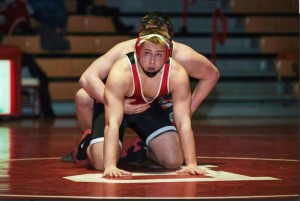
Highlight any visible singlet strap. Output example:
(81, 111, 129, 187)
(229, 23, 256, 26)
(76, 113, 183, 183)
(159, 59, 170, 96)
(126, 52, 141, 97)
(127, 52, 135, 65)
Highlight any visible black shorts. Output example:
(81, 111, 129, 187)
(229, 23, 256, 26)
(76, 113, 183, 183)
(90, 101, 176, 146)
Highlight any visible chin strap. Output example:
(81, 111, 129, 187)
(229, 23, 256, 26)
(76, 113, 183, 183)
(138, 59, 164, 78)
(140, 65, 163, 78)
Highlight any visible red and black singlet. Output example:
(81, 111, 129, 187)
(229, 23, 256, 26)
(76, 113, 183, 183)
(125, 52, 172, 104)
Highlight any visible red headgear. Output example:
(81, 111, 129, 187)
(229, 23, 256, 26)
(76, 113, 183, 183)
(135, 34, 172, 62)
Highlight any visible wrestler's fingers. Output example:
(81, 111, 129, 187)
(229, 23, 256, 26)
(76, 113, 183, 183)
(125, 99, 136, 103)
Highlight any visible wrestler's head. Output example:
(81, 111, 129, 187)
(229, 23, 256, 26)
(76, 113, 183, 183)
(139, 12, 174, 39)
(135, 28, 171, 77)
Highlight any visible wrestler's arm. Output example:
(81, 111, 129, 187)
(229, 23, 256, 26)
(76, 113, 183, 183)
(103, 58, 132, 177)
(79, 39, 150, 113)
(173, 42, 220, 113)
(79, 40, 136, 103)
(170, 61, 207, 175)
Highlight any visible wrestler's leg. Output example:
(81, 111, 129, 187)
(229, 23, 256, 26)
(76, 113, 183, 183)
(61, 88, 93, 162)
(119, 97, 174, 162)
(87, 102, 124, 170)
(75, 88, 94, 132)
(128, 102, 183, 169)
(147, 132, 183, 169)
(87, 141, 105, 170)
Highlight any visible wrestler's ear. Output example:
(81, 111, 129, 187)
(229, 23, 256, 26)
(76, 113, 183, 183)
(135, 36, 142, 59)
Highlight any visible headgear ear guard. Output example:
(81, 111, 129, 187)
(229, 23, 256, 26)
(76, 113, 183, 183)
(135, 33, 172, 63)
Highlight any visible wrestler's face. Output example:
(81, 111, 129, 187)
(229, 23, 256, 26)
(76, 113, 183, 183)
(138, 41, 167, 73)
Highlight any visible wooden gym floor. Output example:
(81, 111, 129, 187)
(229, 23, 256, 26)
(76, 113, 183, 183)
(0, 117, 298, 200)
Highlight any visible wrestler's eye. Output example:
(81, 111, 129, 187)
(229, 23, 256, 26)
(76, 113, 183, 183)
(143, 51, 152, 56)
(155, 53, 163, 58)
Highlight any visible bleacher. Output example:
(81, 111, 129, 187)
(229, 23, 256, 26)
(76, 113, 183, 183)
(2, 0, 298, 118)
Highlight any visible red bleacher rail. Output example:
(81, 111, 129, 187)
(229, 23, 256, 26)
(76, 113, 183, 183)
(181, 0, 196, 34)
(211, 8, 227, 65)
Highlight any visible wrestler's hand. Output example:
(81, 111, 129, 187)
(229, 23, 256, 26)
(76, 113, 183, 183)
(124, 99, 150, 114)
(176, 164, 208, 175)
(103, 166, 132, 178)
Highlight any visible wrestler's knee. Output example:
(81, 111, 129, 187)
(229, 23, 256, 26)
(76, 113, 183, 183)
(87, 143, 104, 171)
(75, 88, 92, 106)
(90, 159, 104, 171)
(161, 155, 183, 169)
